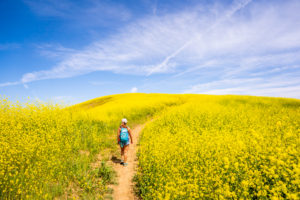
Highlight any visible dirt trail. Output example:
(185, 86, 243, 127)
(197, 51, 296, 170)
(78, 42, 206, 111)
(110, 123, 147, 200)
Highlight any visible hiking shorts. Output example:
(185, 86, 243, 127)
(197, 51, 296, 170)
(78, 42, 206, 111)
(119, 139, 130, 148)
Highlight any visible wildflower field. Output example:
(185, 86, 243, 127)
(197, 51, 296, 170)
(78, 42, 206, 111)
(0, 93, 299, 199)
(0, 94, 183, 199)
(136, 95, 300, 199)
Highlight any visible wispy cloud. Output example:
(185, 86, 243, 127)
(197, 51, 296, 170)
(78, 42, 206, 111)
(0, 81, 20, 87)
(23, 84, 29, 89)
(34, 43, 78, 59)
(146, 0, 253, 75)
(2, 0, 300, 98)
(183, 74, 300, 98)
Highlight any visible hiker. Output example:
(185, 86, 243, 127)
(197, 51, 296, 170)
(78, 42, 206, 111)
(117, 118, 133, 166)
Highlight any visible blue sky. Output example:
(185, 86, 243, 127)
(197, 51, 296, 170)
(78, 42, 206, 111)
(0, 0, 300, 104)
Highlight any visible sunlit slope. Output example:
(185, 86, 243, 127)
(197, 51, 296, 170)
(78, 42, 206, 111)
(72, 93, 187, 124)
(0, 93, 185, 199)
(1, 93, 299, 199)
(136, 95, 300, 199)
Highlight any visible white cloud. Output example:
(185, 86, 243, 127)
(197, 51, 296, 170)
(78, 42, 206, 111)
(35, 43, 78, 59)
(131, 87, 138, 93)
(147, 0, 253, 75)
(23, 84, 29, 89)
(183, 74, 300, 98)
(1, 0, 300, 98)
(0, 81, 20, 87)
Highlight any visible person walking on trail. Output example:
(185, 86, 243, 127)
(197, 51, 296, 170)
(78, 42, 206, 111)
(118, 118, 133, 166)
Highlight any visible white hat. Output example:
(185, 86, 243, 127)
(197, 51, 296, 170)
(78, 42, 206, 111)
(122, 118, 128, 123)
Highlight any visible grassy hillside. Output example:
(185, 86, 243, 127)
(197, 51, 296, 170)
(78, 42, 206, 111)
(136, 95, 300, 199)
(0, 93, 299, 199)
(0, 93, 184, 199)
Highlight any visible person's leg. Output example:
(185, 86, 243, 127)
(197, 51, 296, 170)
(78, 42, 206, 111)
(120, 145, 124, 162)
(123, 144, 129, 163)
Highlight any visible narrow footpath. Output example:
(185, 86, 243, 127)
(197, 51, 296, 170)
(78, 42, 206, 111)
(110, 123, 147, 200)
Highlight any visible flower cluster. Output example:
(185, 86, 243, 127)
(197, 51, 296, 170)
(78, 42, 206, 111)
(137, 95, 300, 199)
(0, 94, 182, 199)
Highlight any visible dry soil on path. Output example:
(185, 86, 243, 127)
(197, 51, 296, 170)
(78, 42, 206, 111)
(109, 123, 147, 200)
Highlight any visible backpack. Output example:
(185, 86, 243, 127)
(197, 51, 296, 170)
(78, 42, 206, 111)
(120, 126, 129, 142)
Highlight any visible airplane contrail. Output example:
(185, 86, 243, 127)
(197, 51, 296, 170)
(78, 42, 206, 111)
(146, 0, 253, 76)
